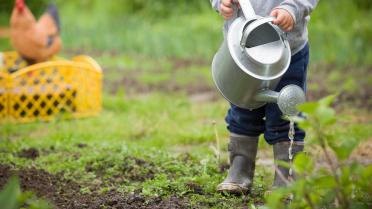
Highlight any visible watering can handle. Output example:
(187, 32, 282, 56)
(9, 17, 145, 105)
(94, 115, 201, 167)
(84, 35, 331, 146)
(240, 16, 284, 48)
(234, 0, 256, 19)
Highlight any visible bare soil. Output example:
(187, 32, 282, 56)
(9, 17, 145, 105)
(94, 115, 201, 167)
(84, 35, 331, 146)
(17, 148, 40, 160)
(62, 49, 372, 109)
(84, 156, 158, 184)
(103, 60, 372, 109)
(307, 64, 372, 110)
(0, 164, 190, 209)
(349, 138, 372, 165)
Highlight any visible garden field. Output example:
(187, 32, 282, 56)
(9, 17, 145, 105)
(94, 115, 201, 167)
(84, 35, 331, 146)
(0, 0, 371, 208)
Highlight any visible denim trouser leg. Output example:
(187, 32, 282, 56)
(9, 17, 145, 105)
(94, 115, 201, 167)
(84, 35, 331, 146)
(225, 44, 309, 144)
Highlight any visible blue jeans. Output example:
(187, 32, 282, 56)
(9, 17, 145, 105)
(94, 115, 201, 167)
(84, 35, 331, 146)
(225, 44, 309, 144)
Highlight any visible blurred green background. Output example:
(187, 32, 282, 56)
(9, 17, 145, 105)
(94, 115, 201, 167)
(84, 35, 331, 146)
(0, 0, 371, 65)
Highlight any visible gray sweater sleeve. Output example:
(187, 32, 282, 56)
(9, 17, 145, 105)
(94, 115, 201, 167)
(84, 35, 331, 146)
(275, 0, 319, 23)
(210, 0, 221, 12)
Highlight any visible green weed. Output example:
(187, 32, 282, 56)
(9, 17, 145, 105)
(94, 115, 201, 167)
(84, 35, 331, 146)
(0, 177, 51, 209)
(264, 95, 372, 209)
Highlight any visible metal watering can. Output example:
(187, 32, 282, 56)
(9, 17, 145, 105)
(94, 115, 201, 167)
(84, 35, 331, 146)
(212, 0, 305, 116)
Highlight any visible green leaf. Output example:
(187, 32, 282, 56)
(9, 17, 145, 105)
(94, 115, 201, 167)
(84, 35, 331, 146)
(319, 94, 337, 107)
(297, 119, 312, 130)
(328, 137, 359, 160)
(340, 167, 353, 192)
(297, 102, 319, 114)
(315, 106, 336, 126)
(314, 175, 336, 189)
(264, 187, 289, 209)
(361, 164, 372, 179)
(0, 177, 20, 209)
(293, 153, 314, 174)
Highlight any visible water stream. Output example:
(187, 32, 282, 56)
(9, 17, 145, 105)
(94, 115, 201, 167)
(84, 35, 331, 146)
(288, 117, 295, 178)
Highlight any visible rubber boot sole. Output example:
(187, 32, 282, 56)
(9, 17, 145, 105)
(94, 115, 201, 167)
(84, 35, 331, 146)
(216, 182, 249, 195)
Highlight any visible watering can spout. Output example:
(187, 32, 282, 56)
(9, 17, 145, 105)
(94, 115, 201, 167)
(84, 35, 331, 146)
(254, 85, 305, 116)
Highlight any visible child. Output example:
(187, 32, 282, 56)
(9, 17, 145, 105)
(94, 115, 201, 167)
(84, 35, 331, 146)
(210, 0, 319, 194)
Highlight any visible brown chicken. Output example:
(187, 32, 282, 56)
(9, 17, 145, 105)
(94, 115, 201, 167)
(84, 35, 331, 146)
(10, 0, 62, 63)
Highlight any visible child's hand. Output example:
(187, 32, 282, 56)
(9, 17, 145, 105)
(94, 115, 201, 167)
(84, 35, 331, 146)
(220, 0, 236, 20)
(270, 9, 295, 32)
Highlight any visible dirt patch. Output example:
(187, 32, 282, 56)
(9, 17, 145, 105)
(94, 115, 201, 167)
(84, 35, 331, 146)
(17, 148, 40, 160)
(107, 73, 216, 98)
(350, 138, 372, 165)
(64, 48, 121, 58)
(218, 162, 230, 173)
(65, 50, 372, 109)
(77, 143, 88, 148)
(118, 156, 157, 182)
(308, 138, 372, 171)
(85, 156, 158, 184)
(307, 64, 372, 110)
(169, 57, 208, 70)
(0, 164, 190, 209)
(185, 182, 204, 195)
(104, 62, 372, 109)
(65, 49, 207, 70)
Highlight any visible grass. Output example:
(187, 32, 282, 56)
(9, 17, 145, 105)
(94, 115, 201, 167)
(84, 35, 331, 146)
(1, 0, 371, 65)
(1, 53, 372, 208)
(1, 93, 370, 208)
(0, 94, 371, 208)
(0, 92, 267, 208)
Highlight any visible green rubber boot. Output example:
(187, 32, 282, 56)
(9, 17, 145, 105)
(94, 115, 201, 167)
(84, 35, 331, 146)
(273, 141, 304, 188)
(217, 134, 259, 195)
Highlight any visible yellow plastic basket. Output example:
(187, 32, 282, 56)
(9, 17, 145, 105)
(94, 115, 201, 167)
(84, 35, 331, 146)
(0, 51, 102, 123)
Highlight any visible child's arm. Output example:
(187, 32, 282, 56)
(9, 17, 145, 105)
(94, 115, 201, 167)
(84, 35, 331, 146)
(270, 0, 319, 32)
(275, 0, 319, 25)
